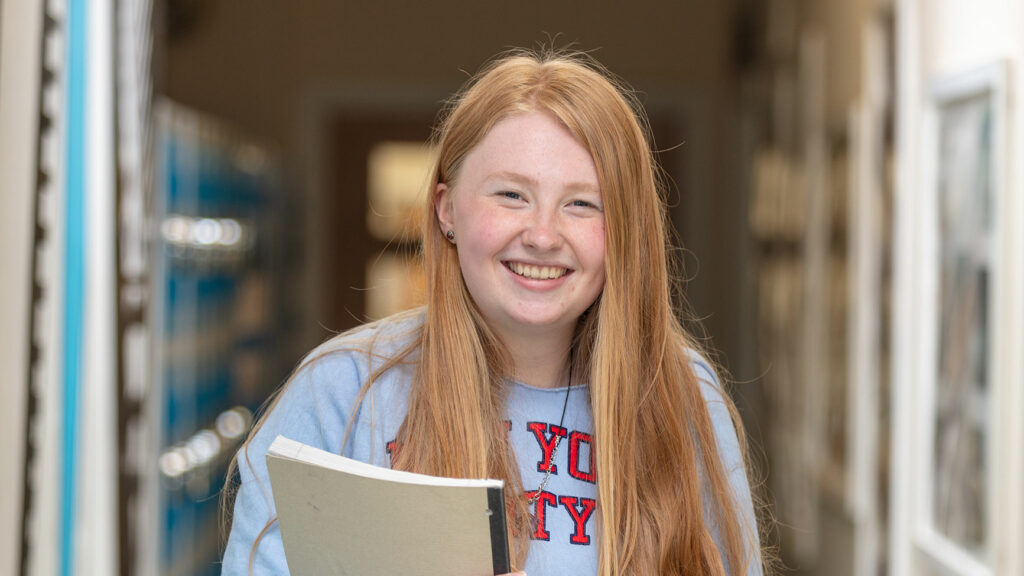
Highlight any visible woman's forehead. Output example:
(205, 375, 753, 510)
(455, 111, 600, 191)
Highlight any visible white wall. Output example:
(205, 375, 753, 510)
(0, 0, 43, 573)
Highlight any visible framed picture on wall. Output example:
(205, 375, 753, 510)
(913, 60, 1009, 576)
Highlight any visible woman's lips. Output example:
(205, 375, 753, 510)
(504, 261, 571, 280)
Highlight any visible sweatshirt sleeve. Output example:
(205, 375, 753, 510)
(692, 358, 763, 576)
(220, 350, 366, 575)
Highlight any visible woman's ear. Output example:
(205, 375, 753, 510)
(434, 183, 455, 234)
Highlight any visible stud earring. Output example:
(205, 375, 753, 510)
(445, 230, 455, 242)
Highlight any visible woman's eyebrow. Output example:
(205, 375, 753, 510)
(485, 170, 599, 194)
(484, 170, 537, 187)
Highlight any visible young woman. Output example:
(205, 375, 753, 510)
(222, 49, 764, 576)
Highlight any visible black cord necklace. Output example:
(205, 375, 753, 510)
(526, 349, 574, 509)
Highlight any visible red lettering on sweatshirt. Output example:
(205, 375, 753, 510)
(386, 439, 400, 463)
(568, 431, 596, 483)
(559, 496, 597, 545)
(527, 422, 567, 474)
(525, 490, 558, 541)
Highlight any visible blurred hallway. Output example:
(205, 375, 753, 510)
(2, 0, 1022, 574)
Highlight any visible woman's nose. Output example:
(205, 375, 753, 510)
(522, 211, 562, 251)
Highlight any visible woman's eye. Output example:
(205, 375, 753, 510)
(571, 199, 602, 210)
(499, 191, 522, 200)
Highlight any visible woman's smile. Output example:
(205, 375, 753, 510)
(504, 261, 571, 281)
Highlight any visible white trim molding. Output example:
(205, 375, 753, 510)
(892, 43, 1020, 575)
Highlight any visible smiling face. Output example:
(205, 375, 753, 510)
(435, 110, 606, 346)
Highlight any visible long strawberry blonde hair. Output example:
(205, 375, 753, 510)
(226, 48, 764, 575)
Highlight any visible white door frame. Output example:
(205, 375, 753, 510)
(891, 45, 1022, 575)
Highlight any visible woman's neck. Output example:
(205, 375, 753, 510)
(501, 328, 573, 389)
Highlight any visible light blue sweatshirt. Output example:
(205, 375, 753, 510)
(221, 312, 759, 575)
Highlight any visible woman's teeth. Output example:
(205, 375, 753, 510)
(509, 262, 569, 280)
